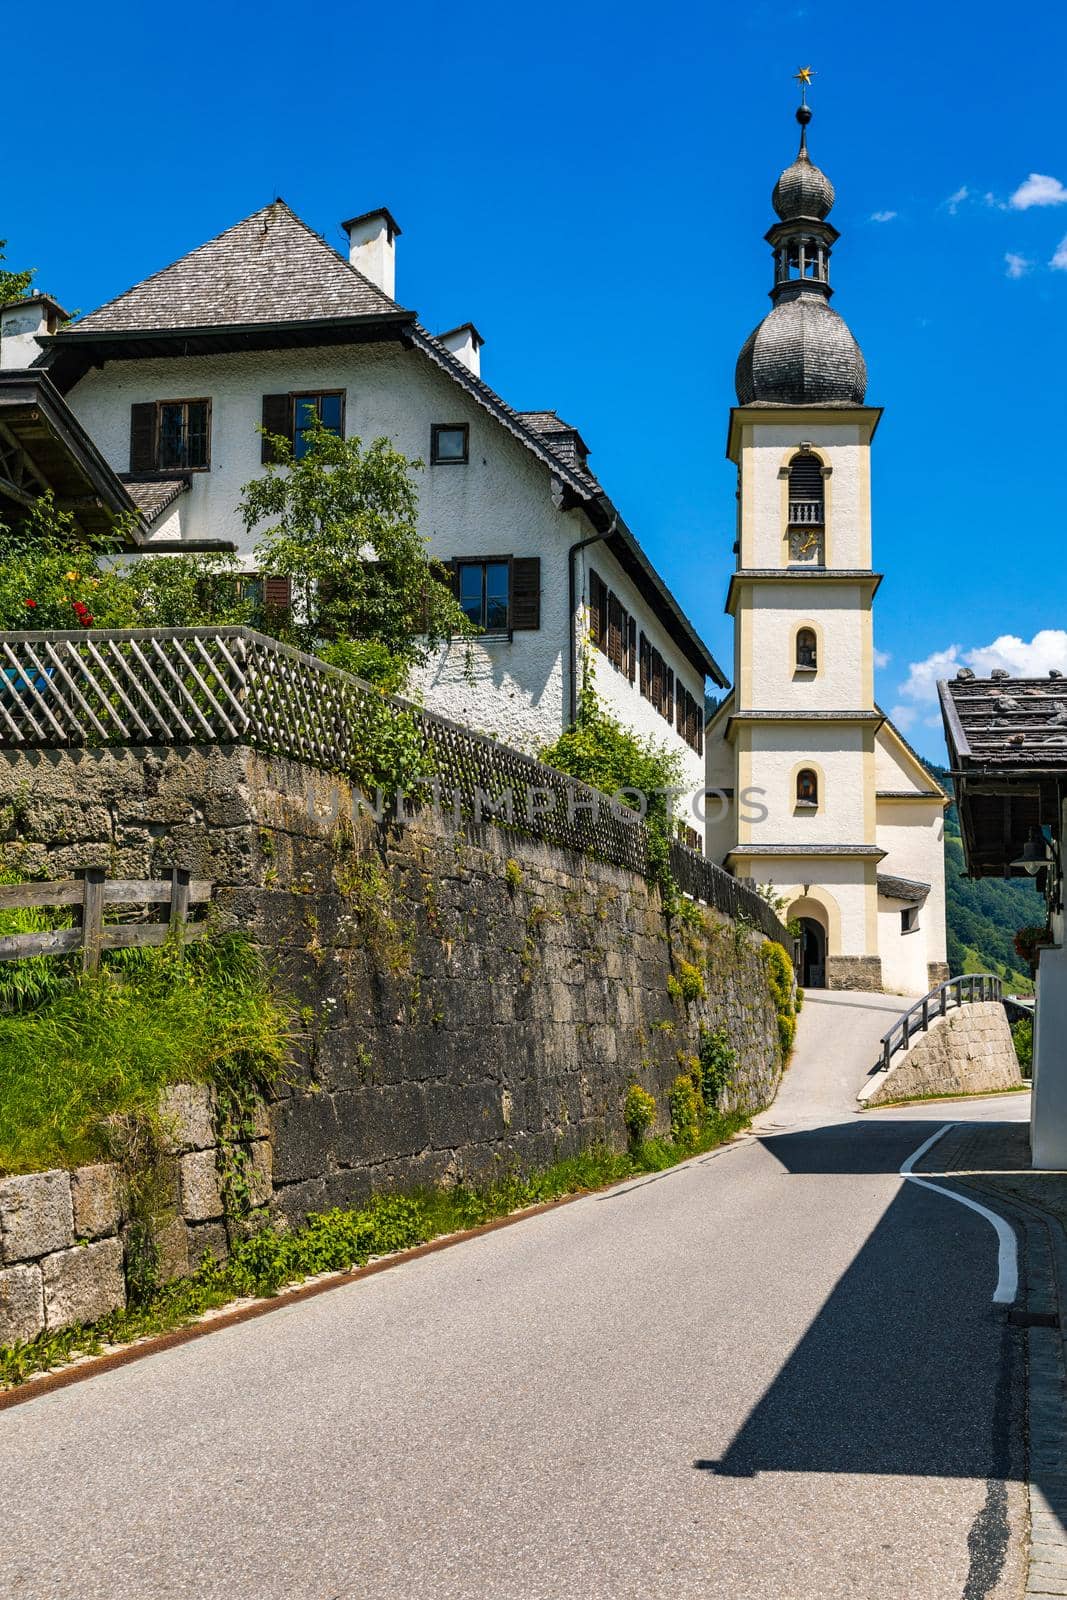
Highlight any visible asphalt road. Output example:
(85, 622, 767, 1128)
(0, 992, 1030, 1600)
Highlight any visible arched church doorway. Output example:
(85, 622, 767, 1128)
(798, 917, 826, 989)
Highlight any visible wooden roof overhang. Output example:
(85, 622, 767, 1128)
(939, 677, 1067, 879)
(0, 370, 142, 542)
(37, 312, 414, 395)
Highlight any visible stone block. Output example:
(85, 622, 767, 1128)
(271, 1092, 340, 1185)
(179, 1149, 224, 1222)
(0, 1262, 44, 1344)
(160, 1083, 217, 1153)
(0, 1170, 74, 1263)
(186, 1221, 229, 1268)
(71, 1163, 123, 1240)
(42, 1238, 125, 1330)
(247, 1141, 273, 1208)
(154, 1216, 191, 1283)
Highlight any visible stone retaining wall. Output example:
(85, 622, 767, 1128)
(1, 742, 786, 1247)
(859, 1001, 1022, 1107)
(0, 1084, 269, 1345)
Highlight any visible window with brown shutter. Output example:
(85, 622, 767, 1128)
(511, 558, 540, 630)
(588, 570, 607, 650)
(261, 394, 292, 463)
(626, 616, 637, 684)
(263, 576, 292, 613)
(129, 403, 156, 473)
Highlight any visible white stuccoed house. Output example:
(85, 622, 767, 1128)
(0, 201, 723, 820)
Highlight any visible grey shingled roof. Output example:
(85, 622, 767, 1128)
(67, 202, 404, 335)
(877, 873, 930, 904)
(940, 675, 1067, 770)
(120, 475, 189, 522)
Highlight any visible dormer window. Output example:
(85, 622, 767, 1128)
(796, 769, 819, 808)
(796, 628, 818, 672)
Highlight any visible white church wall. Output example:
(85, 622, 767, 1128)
(750, 857, 870, 957)
(878, 903, 931, 995)
(737, 422, 870, 570)
(741, 723, 870, 848)
(704, 707, 736, 861)
(743, 583, 871, 709)
(876, 803, 947, 966)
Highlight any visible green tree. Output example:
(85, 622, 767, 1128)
(239, 417, 472, 692)
(0, 240, 34, 305)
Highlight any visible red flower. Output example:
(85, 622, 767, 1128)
(78, 614, 94, 628)
(24, 598, 37, 608)
(72, 599, 88, 615)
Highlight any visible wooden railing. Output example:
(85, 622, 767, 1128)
(0, 867, 211, 973)
(876, 973, 1003, 1075)
(0, 628, 793, 950)
(788, 500, 824, 525)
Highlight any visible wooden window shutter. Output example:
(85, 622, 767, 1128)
(263, 576, 292, 612)
(639, 634, 649, 698)
(666, 668, 674, 722)
(129, 403, 156, 473)
(626, 616, 637, 684)
(511, 557, 541, 630)
(607, 593, 620, 668)
(588, 569, 604, 649)
(261, 394, 292, 464)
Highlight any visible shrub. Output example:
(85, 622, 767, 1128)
(760, 939, 799, 1065)
(668, 1072, 703, 1150)
(1012, 1015, 1033, 1078)
(698, 1026, 737, 1110)
(777, 1013, 797, 1057)
(624, 1084, 656, 1148)
(670, 959, 706, 1005)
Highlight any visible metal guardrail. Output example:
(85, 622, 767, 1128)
(876, 973, 1003, 1075)
(0, 627, 792, 948)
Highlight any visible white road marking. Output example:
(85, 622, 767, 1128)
(899, 1123, 1018, 1305)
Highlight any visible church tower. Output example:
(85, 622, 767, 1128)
(706, 88, 948, 994)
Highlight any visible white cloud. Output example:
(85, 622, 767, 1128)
(1009, 173, 1067, 210)
(893, 630, 1067, 710)
(1005, 252, 1033, 279)
(870, 209, 897, 224)
(873, 648, 891, 669)
(946, 185, 969, 215)
(1051, 235, 1067, 271)
(889, 703, 916, 732)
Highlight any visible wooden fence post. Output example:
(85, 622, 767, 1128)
(81, 868, 105, 975)
(169, 866, 191, 933)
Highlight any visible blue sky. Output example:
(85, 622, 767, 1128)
(7, 0, 1067, 759)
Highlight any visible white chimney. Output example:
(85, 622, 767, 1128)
(437, 322, 484, 378)
(341, 208, 401, 298)
(0, 294, 67, 371)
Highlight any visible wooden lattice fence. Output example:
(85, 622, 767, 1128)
(0, 627, 790, 947)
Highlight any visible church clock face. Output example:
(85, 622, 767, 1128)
(788, 527, 824, 564)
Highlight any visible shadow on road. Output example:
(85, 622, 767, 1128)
(694, 1119, 1024, 1476)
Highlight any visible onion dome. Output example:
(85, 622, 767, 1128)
(734, 99, 867, 407)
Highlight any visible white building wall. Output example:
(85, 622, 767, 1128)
(744, 856, 871, 956)
(737, 422, 871, 571)
(741, 723, 871, 848)
(67, 342, 705, 767)
(743, 583, 872, 709)
(878, 903, 932, 996)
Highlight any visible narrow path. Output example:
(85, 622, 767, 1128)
(0, 992, 1029, 1600)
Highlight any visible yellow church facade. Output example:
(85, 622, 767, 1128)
(704, 101, 947, 994)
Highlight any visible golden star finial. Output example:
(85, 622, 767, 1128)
(795, 65, 814, 103)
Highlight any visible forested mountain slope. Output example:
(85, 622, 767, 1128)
(931, 765, 1042, 992)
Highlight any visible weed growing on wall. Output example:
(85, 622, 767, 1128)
(0, 1112, 750, 1390)
(698, 1026, 738, 1110)
(624, 1084, 656, 1148)
(0, 935, 290, 1176)
(760, 940, 799, 1060)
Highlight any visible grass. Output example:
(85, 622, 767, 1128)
(0, 1109, 749, 1390)
(0, 935, 290, 1175)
